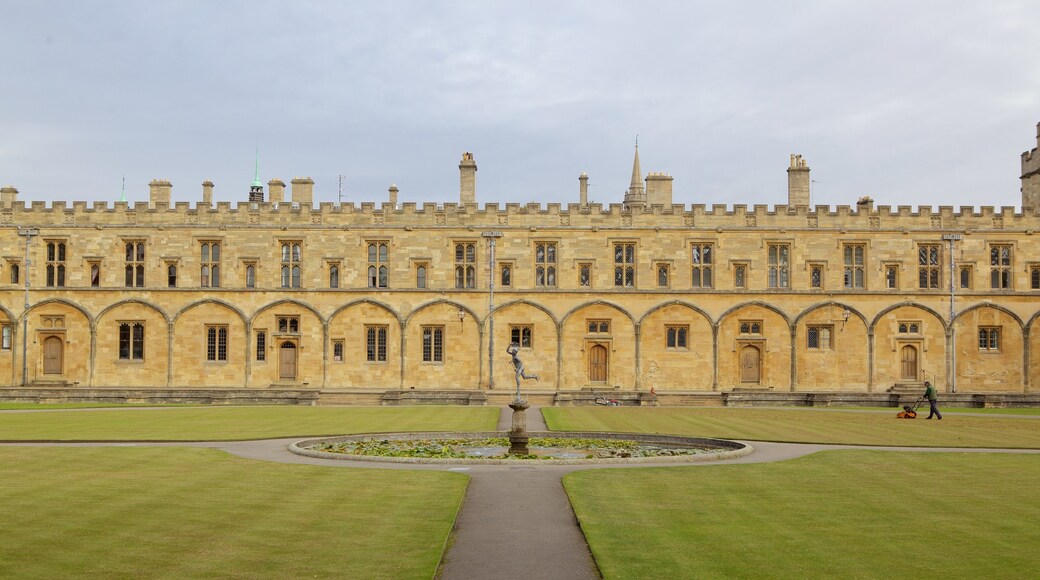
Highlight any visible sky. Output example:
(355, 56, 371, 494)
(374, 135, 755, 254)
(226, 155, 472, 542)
(2, 1, 1039, 210)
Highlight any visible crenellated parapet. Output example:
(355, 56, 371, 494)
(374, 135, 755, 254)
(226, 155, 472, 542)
(1022, 122, 1040, 211)
(2, 198, 1037, 232)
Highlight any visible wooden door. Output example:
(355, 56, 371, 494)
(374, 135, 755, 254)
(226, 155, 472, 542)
(279, 342, 297, 380)
(900, 345, 918, 381)
(589, 344, 608, 382)
(43, 336, 63, 375)
(740, 345, 760, 383)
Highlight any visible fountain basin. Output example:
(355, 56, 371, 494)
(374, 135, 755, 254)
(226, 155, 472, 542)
(290, 431, 752, 465)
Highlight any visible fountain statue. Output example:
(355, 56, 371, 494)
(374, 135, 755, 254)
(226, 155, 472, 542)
(506, 341, 538, 455)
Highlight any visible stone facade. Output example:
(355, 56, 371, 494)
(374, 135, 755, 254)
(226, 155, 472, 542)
(3, 127, 1040, 395)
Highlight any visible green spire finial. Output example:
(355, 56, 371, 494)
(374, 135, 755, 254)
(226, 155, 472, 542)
(251, 141, 262, 188)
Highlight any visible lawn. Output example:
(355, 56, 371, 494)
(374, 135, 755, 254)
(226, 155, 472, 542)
(0, 446, 467, 579)
(542, 407, 1040, 448)
(0, 406, 499, 441)
(564, 451, 1040, 579)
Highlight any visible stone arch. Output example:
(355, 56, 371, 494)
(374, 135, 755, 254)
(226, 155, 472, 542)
(172, 298, 248, 327)
(560, 301, 638, 390)
(872, 303, 948, 390)
(22, 298, 93, 386)
(327, 299, 404, 389)
(93, 299, 171, 388)
(404, 299, 481, 389)
(717, 300, 792, 327)
(870, 301, 947, 333)
(491, 300, 560, 390)
(170, 299, 249, 387)
(638, 301, 715, 391)
(793, 302, 869, 391)
(329, 298, 403, 327)
(251, 298, 327, 327)
(716, 302, 793, 390)
(953, 303, 1025, 393)
(251, 299, 326, 387)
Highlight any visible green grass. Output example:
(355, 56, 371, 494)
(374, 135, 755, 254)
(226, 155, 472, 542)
(0, 402, 202, 410)
(543, 407, 1040, 448)
(564, 451, 1040, 579)
(828, 406, 1040, 415)
(0, 446, 466, 579)
(0, 406, 498, 441)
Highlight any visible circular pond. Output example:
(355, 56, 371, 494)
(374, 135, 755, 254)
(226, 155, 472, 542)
(290, 431, 752, 465)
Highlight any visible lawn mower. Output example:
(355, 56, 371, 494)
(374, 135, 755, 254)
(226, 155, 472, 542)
(897, 397, 923, 419)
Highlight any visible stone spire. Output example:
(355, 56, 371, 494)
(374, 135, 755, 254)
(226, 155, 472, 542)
(249, 142, 264, 202)
(623, 139, 647, 208)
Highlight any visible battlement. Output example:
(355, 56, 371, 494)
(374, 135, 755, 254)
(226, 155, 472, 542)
(1, 199, 1033, 232)
(1022, 122, 1040, 178)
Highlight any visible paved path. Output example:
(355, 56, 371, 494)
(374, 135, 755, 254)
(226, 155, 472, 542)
(5, 406, 1039, 580)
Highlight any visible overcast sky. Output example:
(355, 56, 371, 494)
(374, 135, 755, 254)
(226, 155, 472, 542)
(3, 1, 1039, 209)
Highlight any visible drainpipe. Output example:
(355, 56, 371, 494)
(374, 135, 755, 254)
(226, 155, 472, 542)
(18, 227, 39, 386)
(943, 234, 962, 393)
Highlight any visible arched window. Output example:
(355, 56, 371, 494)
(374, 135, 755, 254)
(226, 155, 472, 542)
(246, 265, 255, 288)
(330, 265, 339, 288)
(416, 265, 427, 289)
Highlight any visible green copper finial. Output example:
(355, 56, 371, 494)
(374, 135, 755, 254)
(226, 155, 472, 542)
(252, 141, 262, 188)
(119, 175, 127, 202)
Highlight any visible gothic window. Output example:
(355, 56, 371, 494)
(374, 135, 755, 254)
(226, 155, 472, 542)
(978, 327, 1000, 352)
(768, 244, 790, 288)
(124, 241, 145, 287)
(368, 242, 389, 288)
(367, 325, 388, 362)
(245, 264, 256, 288)
(118, 322, 145, 360)
(333, 340, 344, 362)
(810, 264, 823, 289)
(734, 264, 746, 289)
(1031, 266, 1040, 290)
(691, 243, 713, 288)
(614, 243, 636, 287)
(843, 244, 865, 288)
(422, 326, 444, 362)
(256, 330, 266, 361)
(510, 325, 533, 348)
(90, 263, 101, 287)
(579, 263, 591, 287)
(167, 264, 177, 288)
(500, 263, 512, 287)
(739, 320, 762, 335)
(10, 263, 19, 284)
(329, 265, 339, 289)
(885, 265, 898, 289)
(281, 242, 302, 288)
(959, 266, 972, 290)
(666, 325, 688, 349)
(535, 242, 557, 287)
(455, 243, 476, 289)
(200, 242, 220, 288)
(990, 245, 1012, 289)
(918, 244, 941, 289)
(45, 241, 66, 287)
(657, 264, 669, 288)
(206, 325, 228, 361)
(898, 321, 921, 334)
(416, 264, 427, 289)
(2, 325, 12, 350)
(807, 325, 833, 350)
(587, 320, 610, 334)
(277, 316, 300, 334)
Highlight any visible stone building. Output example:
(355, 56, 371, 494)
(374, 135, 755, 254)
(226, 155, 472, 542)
(2, 125, 1040, 402)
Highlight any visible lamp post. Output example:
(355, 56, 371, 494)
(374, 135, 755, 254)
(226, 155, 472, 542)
(482, 231, 503, 389)
(18, 227, 39, 386)
(943, 234, 962, 393)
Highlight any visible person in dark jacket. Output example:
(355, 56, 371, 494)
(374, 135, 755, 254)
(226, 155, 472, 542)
(924, 381, 942, 420)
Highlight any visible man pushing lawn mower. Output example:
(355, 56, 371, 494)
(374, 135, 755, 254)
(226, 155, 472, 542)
(923, 380, 942, 420)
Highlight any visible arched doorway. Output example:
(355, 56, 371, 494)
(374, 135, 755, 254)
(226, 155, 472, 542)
(740, 345, 760, 384)
(900, 345, 918, 381)
(279, 342, 297, 381)
(43, 336, 64, 375)
(589, 344, 608, 383)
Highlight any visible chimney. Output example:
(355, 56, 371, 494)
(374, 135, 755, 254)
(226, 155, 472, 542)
(268, 179, 285, 204)
(459, 152, 477, 204)
(787, 155, 810, 207)
(290, 177, 314, 206)
(579, 172, 589, 206)
(148, 179, 172, 208)
(388, 184, 399, 208)
(856, 196, 874, 213)
(646, 172, 673, 206)
(0, 186, 17, 208)
(201, 181, 214, 205)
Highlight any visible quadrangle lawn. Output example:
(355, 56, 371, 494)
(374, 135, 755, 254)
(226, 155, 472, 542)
(0, 446, 467, 579)
(565, 451, 1040, 580)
